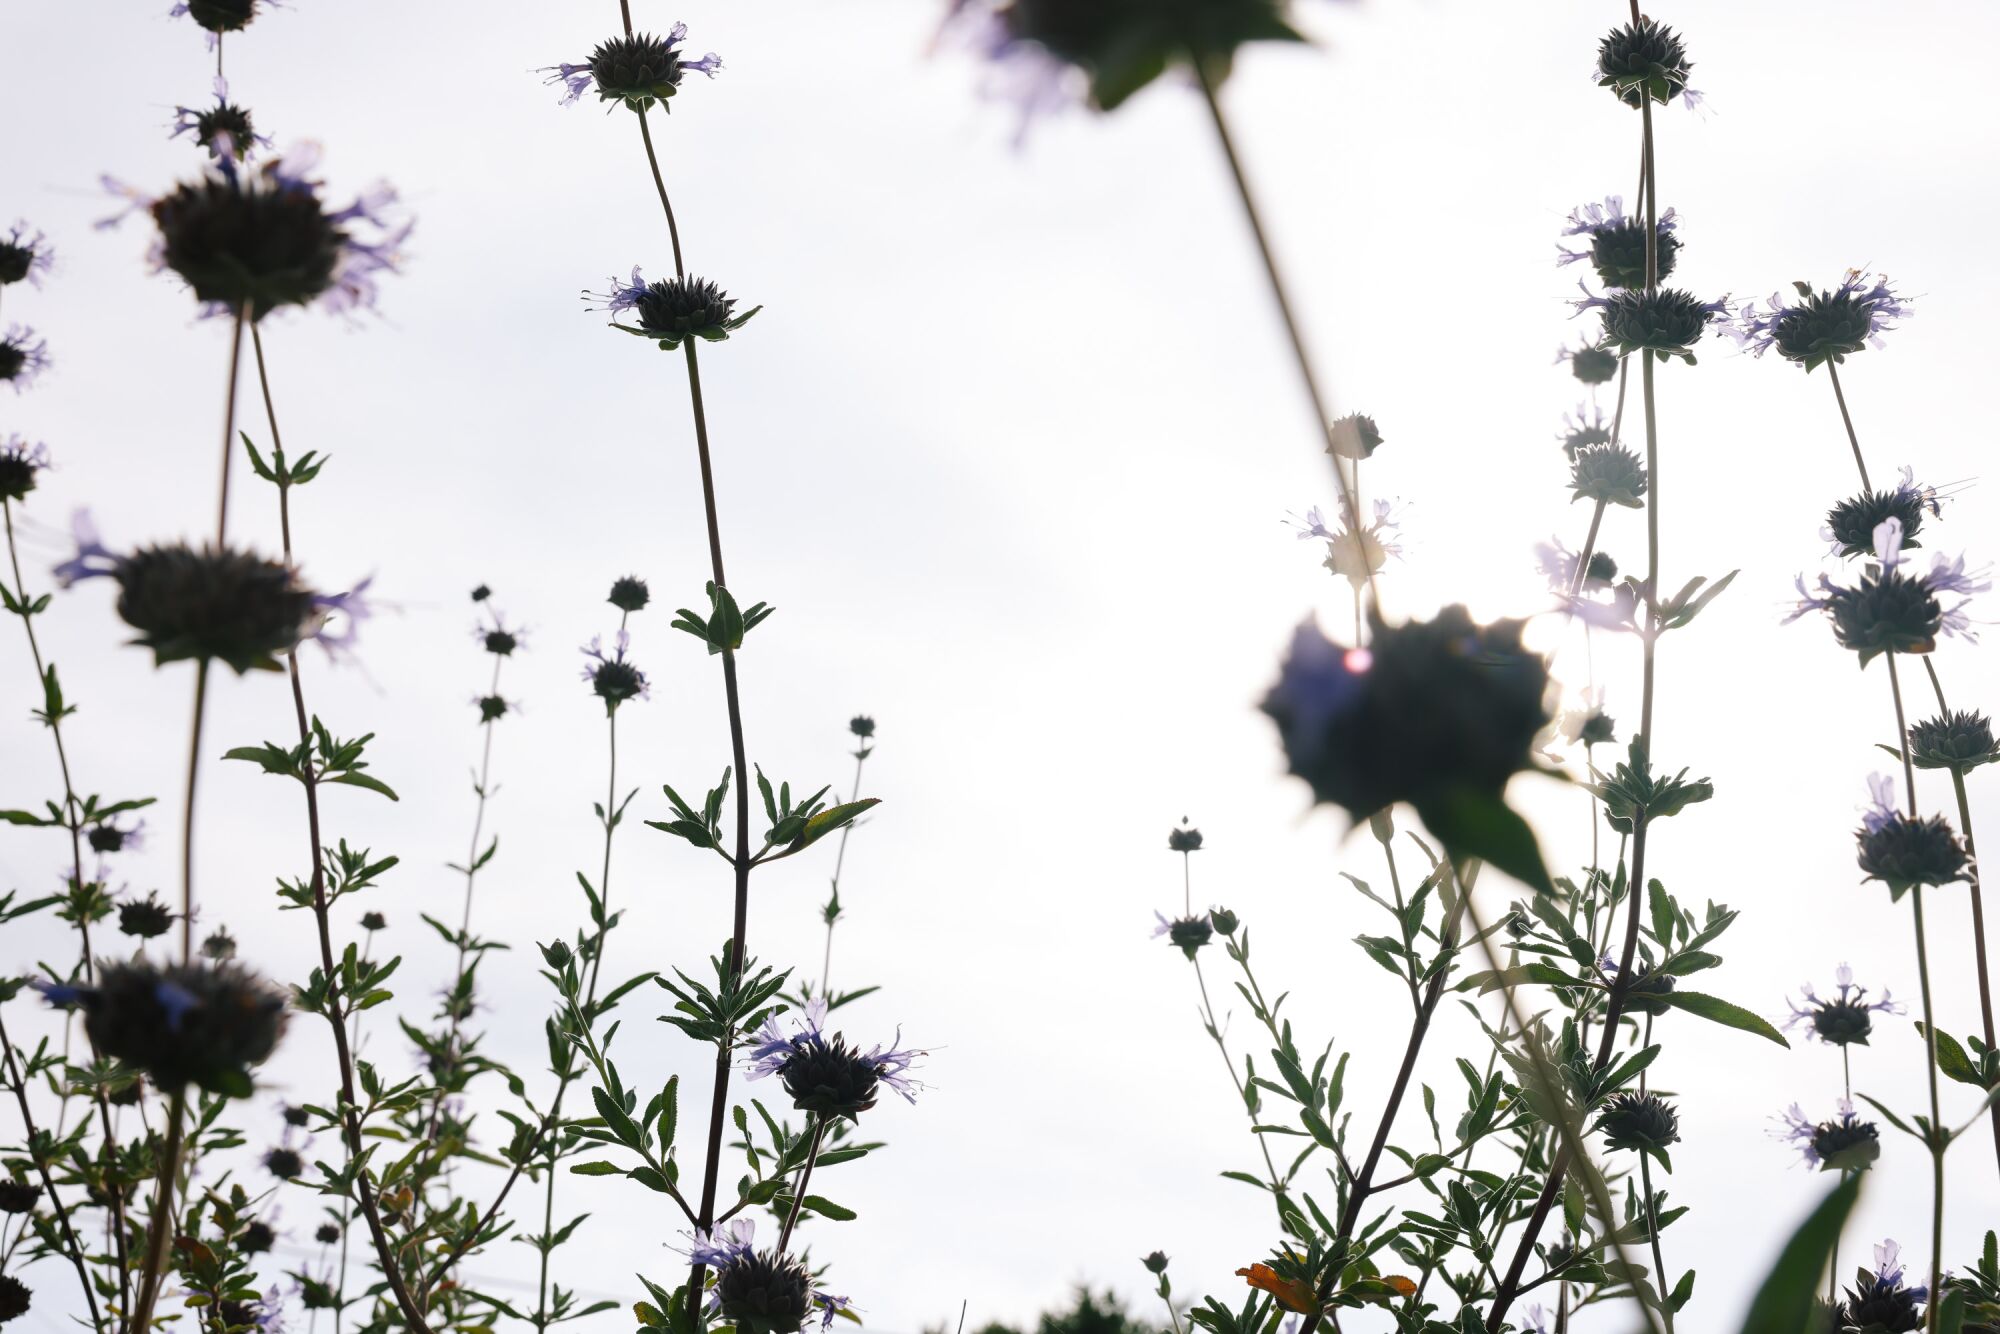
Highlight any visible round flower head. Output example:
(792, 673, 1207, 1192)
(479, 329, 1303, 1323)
(1775, 1099, 1881, 1173)
(543, 24, 723, 111)
(950, 0, 1305, 114)
(1908, 709, 2000, 774)
(202, 927, 238, 961)
(54, 516, 369, 673)
(118, 892, 177, 940)
(1837, 1241, 1928, 1333)
(1557, 403, 1610, 461)
(608, 575, 651, 613)
(714, 1248, 816, 1334)
(283, 1104, 311, 1128)
(1326, 412, 1382, 462)
(0, 437, 50, 503)
(0, 326, 51, 393)
(264, 1146, 303, 1179)
(359, 911, 386, 931)
(112, 144, 408, 320)
(1593, 1090, 1679, 1167)
(89, 818, 145, 855)
(1786, 518, 1986, 665)
(0, 1181, 40, 1214)
(1856, 773, 1969, 896)
(477, 610, 522, 656)
(1786, 963, 1902, 1046)
(315, 1222, 340, 1245)
(1572, 284, 1730, 364)
(476, 693, 513, 724)
(1596, 18, 1693, 107)
(1152, 910, 1213, 959)
(581, 630, 649, 712)
(238, 1220, 276, 1254)
(38, 957, 288, 1097)
(1262, 607, 1550, 825)
(1570, 442, 1648, 509)
(171, 78, 269, 162)
(0, 1276, 28, 1324)
(1557, 197, 1680, 290)
(849, 714, 876, 739)
(0, 222, 53, 288)
(1735, 271, 1911, 371)
(589, 268, 760, 350)
(172, 0, 266, 34)
(1167, 821, 1203, 853)
(1556, 340, 1620, 386)
(1316, 499, 1404, 589)
(746, 998, 924, 1122)
(1824, 468, 1940, 559)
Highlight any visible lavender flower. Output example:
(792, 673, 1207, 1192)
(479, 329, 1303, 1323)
(541, 24, 722, 111)
(1734, 270, 1911, 370)
(103, 143, 409, 319)
(53, 511, 371, 671)
(1314, 498, 1404, 589)
(679, 1218, 756, 1269)
(0, 326, 50, 393)
(1556, 196, 1680, 290)
(1572, 281, 1730, 364)
(0, 222, 53, 288)
(677, 1219, 856, 1333)
(1773, 1098, 1880, 1171)
(1823, 466, 1943, 559)
(746, 997, 924, 1119)
(0, 436, 50, 503)
(1837, 1240, 1928, 1332)
(1855, 771, 1969, 897)
(1786, 963, 1901, 1046)
(171, 76, 269, 161)
(589, 268, 760, 349)
(580, 629, 649, 710)
(88, 817, 147, 856)
(1786, 517, 1986, 662)
(477, 610, 524, 656)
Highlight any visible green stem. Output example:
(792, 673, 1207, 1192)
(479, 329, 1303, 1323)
(1639, 1151, 1673, 1332)
(129, 1088, 188, 1334)
(776, 1117, 826, 1255)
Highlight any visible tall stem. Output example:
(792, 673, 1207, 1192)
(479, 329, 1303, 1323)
(776, 1116, 826, 1255)
(251, 326, 435, 1333)
(1825, 362, 1872, 493)
(1638, 1152, 1673, 1332)
(1191, 59, 1373, 611)
(128, 1088, 187, 1334)
(819, 744, 870, 995)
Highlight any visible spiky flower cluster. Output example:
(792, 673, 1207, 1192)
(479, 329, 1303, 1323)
(1570, 442, 1647, 509)
(0, 326, 50, 394)
(171, 77, 267, 161)
(1735, 271, 1911, 371)
(1595, 18, 1695, 108)
(591, 268, 762, 350)
(1836, 1241, 1928, 1333)
(1856, 774, 1970, 895)
(543, 23, 723, 110)
(1556, 197, 1680, 290)
(1152, 911, 1213, 960)
(0, 437, 49, 503)
(682, 1222, 849, 1334)
(38, 958, 289, 1097)
(1907, 709, 2000, 773)
(580, 630, 649, 711)
(1573, 284, 1730, 364)
(1785, 963, 1900, 1046)
(1787, 518, 1984, 666)
(1824, 468, 1939, 559)
(0, 222, 53, 288)
(1776, 1099, 1881, 1172)
(746, 999, 922, 1122)
(1261, 606, 1549, 823)
(1594, 1090, 1680, 1164)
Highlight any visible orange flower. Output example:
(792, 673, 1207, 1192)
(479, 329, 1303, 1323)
(1235, 1265, 1319, 1315)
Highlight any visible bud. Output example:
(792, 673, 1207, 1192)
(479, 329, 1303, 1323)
(608, 575, 651, 612)
(1167, 822, 1203, 853)
(1596, 18, 1692, 107)
(849, 715, 876, 739)
(1326, 412, 1382, 461)
(118, 894, 176, 940)
(541, 939, 574, 969)
(1585, 551, 1618, 585)
(470, 584, 492, 603)
(1593, 1091, 1680, 1160)
(1143, 1251, 1170, 1275)
(1617, 961, 1677, 1017)
(359, 911, 387, 931)
(202, 927, 238, 960)
(714, 1251, 816, 1334)
(1570, 443, 1648, 509)
(1207, 906, 1239, 936)
(264, 1147, 303, 1179)
(283, 1104, 311, 1128)
(1908, 710, 2000, 774)
(315, 1222, 341, 1245)
(1568, 345, 1619, 385)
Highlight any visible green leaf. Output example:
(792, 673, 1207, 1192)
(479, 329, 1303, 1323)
(1916, 1022, 1991, 1089)
(569, 1161, 624, 1177)
(1413, 787, 1554, 895)
(1735, 1174, 1862, 1334)
(801, 1195, 855, 1221)
(1663, 992, 1789, 1046)
(327, 770, 400, 802)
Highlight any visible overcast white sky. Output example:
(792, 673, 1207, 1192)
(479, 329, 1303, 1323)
(5, 1, 2000, 1331)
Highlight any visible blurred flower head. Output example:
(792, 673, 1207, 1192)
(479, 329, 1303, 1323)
(37, 957, 288, 1097)
(1326, 412, 1382, 462)
(171, 77, 269, 162)
(542, 24, 722, 111)
(0, 222, 54, 288)
(1152, 910, 1213, 959)
(117, 892, 176, 940)
(1775, 1099, 1882, 1172)
(1837, 1240, 1928, 1333)
(1167, 820, 1203, 853)
(1569, 441, 1648, 509)
(0, 326, 51, 393)
(1556, 196, 1680, 290)
(1735, 270, 1911, 371)
(0, 437, 50, 503)
(1786, 962, 1901, 1046)
(581, 629, 649, 712)
(608, 574, 651, 613)
(1558, 403, 1611, 460)
(170, 0, 275, 36)
(1556, 340, 1619, 386)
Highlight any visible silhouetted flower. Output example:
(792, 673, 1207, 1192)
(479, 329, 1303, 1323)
(171, 77, 269, 161)
(264, 1147, 303, 1179)
(1856, 773, 1969, 895)
(0, 1276, 28, 1324)
(1558, 403, 1611, 460)
(1572, 283, 1730, 364)
(1152, 911, 1213, 960)
(1596, 18, 1697, 108)
(89, 818, 145, 855)
(1908, 709, 2000, 773)
(542, 24, 722, 110)
(171, 0, 274, 35)
(1786, 963, 1901, 1046)
(1787, 518, 1986, 664)
(849, 715, 876, 739)
(0, 437, 49, 503)
(1837, 1241, 1928, 1333)
(0, 1182, 39, 1214)
(679, 1221, 849, 1332)
(1143, 1252, 1170, 1275)
(1557, 340, 1619, 386)
(1167, 821, 1203, 853)
(746, 998, 923, 1120)
(36, 957, 288, 1097)
(1825, 468, 1941, 559)
(118, 893, 176, 940)
(202, 927, 238, 961)
(0, 326, 50, 393)
(359, 911, 386, 931)
(1207, 906, 1239, 935)
(1556, 196, 1680, 289)
(1262, 608, 1549, 824)
(589, 268, 760, 350)
(581, 630, 649, 711)
(1736, 271, 1911, 371)
(1326, 412, 1382, 462)
(476, 694, 514, 723)
(608, 575, 651, 612)
(314, 1223, 340, 1245)
(0, 222, 53, 288)
(54, 515, 370, 672)
(105, 144, 408, 319)
(1775, 1099, 1881, 1172)
(1570, 442, 1648, 509)
(239, 1220, 276, 1254)
(477, 610, 522, 656)
(1594, 1090, 1679, 1167)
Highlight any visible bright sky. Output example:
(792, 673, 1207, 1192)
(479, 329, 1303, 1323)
(5, 2, 2000, 1332)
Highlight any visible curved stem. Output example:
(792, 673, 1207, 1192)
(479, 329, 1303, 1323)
(635, 108, 685, 279)
(1191, 58, 1373, 613)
